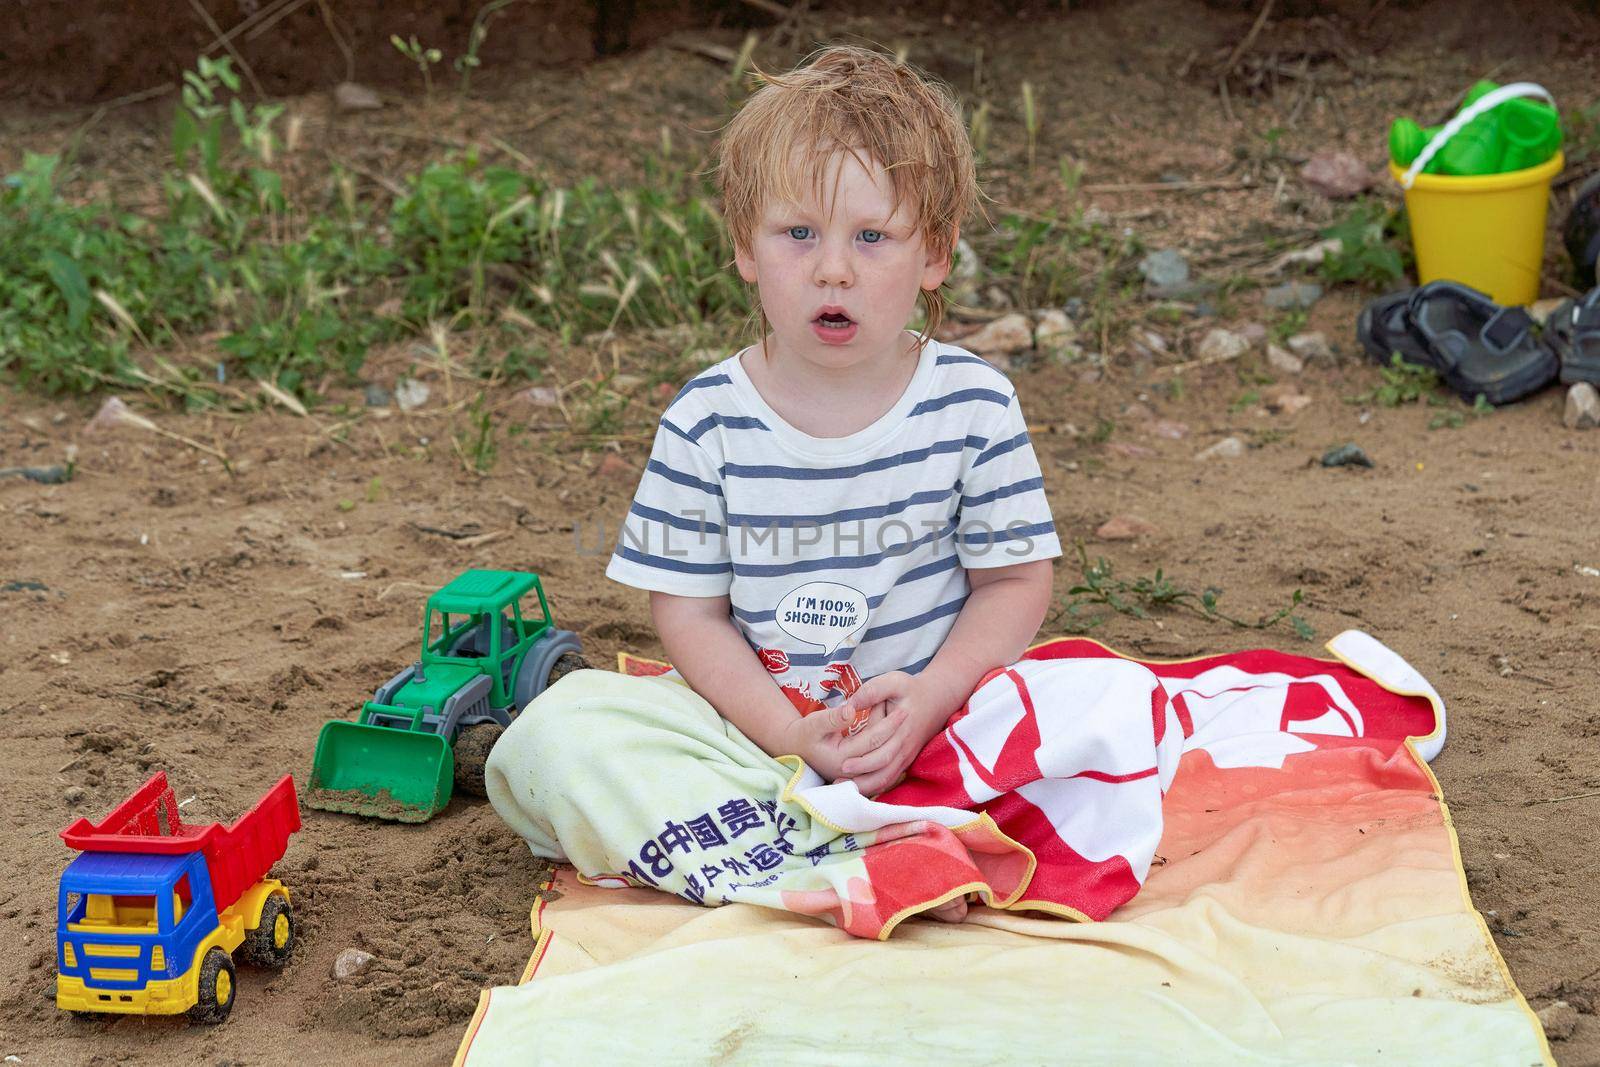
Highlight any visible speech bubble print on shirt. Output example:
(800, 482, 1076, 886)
(775, 582, 869, 656)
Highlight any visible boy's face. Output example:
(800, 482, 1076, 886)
(735, 150, 953, 371)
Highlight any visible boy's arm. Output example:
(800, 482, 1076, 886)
(649, 591, 905, 780)
(835, 558, 1054, 795)
(914, 558, 1055, 720)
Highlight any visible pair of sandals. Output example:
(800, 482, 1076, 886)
(1357, 281, 1600, 405)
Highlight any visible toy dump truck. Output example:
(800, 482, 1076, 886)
(56, 772, 301, 1023)
(306, 569, 585, 823)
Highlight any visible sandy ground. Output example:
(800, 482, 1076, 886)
(3, 1, 1599, 1063)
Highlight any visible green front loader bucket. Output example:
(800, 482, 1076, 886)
(305, 719, 454, 823)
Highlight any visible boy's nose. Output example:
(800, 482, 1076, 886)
(813, 244, 854, 288)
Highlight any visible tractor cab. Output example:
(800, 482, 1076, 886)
(418, 570, 554, 708)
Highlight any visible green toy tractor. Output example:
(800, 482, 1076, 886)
(306, 570, 586, 823)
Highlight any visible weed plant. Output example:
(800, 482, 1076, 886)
(1054, 543, 1314, 640)
(1, 58, 750, 399)
(1319, 199, 1407, 290)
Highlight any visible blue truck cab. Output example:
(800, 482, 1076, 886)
(56, 850, 222, 1014)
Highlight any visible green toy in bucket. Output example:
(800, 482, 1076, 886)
(1389, 81, 1565, 306)
(1389, 80, 1561, 176)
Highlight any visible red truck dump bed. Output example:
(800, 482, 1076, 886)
(60, 772, 300, 912)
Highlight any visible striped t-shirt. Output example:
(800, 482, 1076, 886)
(605, 337, 1062, 713)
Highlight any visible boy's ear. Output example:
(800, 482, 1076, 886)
(920, 225, 958, 291)
(734, 242, 759, 285)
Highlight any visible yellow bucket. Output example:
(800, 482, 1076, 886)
(1391, 150, 1563, 307)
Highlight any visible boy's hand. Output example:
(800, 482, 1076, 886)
(782, 701, 907, 783)
(833, 671, 951, 797)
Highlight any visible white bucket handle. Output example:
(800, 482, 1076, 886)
(1400, 82, 1557, 189)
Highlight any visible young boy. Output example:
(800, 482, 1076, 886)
(487, 46, 1062, 926)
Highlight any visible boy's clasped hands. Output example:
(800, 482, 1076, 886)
(781, 669, 954, 797)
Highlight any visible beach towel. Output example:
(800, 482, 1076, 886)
(461, 632, 1551, 1065)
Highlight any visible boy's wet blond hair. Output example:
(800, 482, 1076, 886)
(718, 45, 978, 342)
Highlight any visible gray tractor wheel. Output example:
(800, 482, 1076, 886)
(453, 722, 503, 797)
(510, 631, 588, 712)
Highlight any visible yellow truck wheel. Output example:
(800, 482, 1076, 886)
(243, 895, 295, 968)
(187, 948, 236, 1024)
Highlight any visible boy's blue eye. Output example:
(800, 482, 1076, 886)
(786, 226, 813, 241)
(859, 229, 884, 244)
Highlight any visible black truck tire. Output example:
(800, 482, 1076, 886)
(187, 947, 237, 1024)
(243, 895, 295, 968)
(545, 651, 591, 687)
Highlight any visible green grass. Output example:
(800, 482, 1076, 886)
(1350, 353, 1443, 407)
(1052, 543, 1314, 640)
(1319, 199, 1408, 291)
(972, 207, 1143, 321)
(0, 57, 750, 401)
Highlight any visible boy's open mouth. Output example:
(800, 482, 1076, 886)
(811, 306, 858, 345)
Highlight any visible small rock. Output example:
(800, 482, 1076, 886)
(0, 464, 70, 484)
(1123, 402, 1155, 421)
(1266, 343, 1304, 375)
(1321, 443, 1373, 468)
(1265, 237, 1343, 275)
(519, 385, 562, 408)
(1106, 442, 1156, 459)
(597, 453, 636, 481)
(949, 238, 982, 305)
(1538, 1000, 1578, 1041)
(334, 82, 383, 112)
(962, 312, 1034, 356)
(1287, 331, 1336, 363)
(1095, 515, 1159, 541)
(1263, 280, 1324, 311)
(64, 786, 87, 806)
(1034, 309, 1083, 364)
(1195, 436, 1245, 461)
(1240, 323, 1268, 344)
(982, 285, 1014, 309)
(1197, 328, 1251, 364)
(1138, 248, 1190, 292)
(1033, 309, 1079, 356)
(1529, 297, 1566, 325)
(1300, 150, 1374, 199)
(1063, 297, 1086, 320)
(85, 396, 141, 435)
(611, 374, 644, 393)
(1129, 329, 1169, 363)
(362, 383, 392, 408)
(1142, 419, 1190, 440)
(394, 378, 430, 412)
(1564, 382, 1600, 430)
(1262, 385, 1312, 415)
(333, 947, 376, 981)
